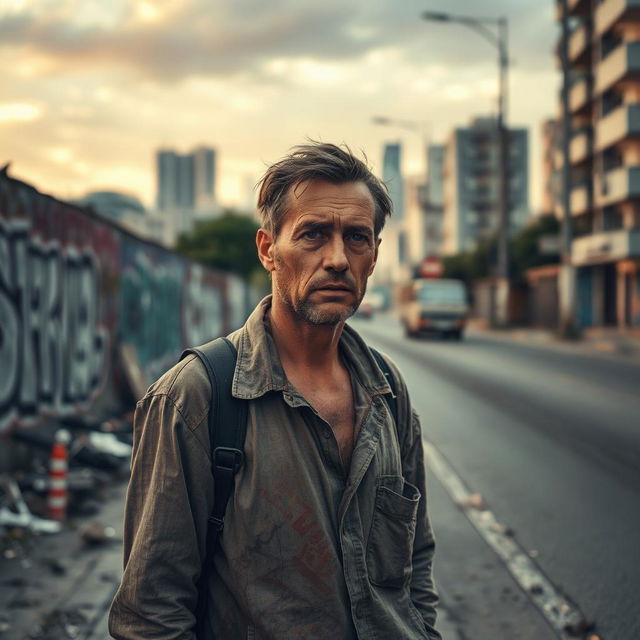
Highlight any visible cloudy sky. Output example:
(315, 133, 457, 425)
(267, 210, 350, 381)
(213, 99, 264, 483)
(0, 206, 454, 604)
(1, 0, 558, 211)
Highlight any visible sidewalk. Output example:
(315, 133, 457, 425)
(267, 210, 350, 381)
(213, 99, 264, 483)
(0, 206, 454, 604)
(0, 476, 126, 640)
(467, 319, 640, 362)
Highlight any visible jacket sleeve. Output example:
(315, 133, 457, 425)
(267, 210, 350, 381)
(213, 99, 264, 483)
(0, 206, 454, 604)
(390, 359, 442, 640)
(108, 393, 213, 640)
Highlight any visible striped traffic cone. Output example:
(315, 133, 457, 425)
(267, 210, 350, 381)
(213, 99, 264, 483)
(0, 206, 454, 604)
(47, 429, 71, 522)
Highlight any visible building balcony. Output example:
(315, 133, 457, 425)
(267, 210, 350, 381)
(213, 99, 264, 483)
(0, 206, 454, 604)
(572, 227, 640, 265)
(594, 166, 640, 207)
(556, 184, 590, 217)
(595, 103, 640, 151)
(595, 0, 640, 38)
(569, 23, 589, 63)
(570, 129, 591, 163)
(595, 42, 640, 96)
(569, 76, 591, 113)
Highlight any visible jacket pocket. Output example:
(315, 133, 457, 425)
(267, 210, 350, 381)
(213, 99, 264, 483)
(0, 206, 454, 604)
(366, 477, 421, 588)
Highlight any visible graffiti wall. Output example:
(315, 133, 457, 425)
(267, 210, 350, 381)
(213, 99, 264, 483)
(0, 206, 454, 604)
(0, 170, 252, 434)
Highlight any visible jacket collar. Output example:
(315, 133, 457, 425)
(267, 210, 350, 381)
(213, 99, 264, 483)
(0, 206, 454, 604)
(231, 296, 392, 401)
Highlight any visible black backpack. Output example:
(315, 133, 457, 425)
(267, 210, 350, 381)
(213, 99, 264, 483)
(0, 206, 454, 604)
(180, 336, 398, 632)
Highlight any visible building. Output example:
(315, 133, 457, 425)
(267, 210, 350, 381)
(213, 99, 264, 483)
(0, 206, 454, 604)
(193, 146, 217, 211)
(156, 146, 218, 244)
(374, 142, 409, 287)
(442, 116, 529, 255)
(556, 0, 640, 329)
(541, 119, 561, 216)
(404, 175, 427, 266)
(424, 144, 445, 257)
(383, 142, 404, 221)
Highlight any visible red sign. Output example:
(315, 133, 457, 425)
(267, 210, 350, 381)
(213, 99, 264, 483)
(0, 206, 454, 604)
(418, 257, 444, 279)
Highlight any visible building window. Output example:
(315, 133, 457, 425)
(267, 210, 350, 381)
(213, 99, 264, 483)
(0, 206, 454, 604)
(601, 89, 623, 118)
(603, 206, 623, 231)
(600, 29, 622, 62)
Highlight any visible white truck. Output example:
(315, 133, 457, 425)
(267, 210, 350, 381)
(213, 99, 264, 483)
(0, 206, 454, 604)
(400, 278, 469, 340)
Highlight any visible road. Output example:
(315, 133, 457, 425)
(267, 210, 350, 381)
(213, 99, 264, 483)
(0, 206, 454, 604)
(349, 314, 640, 640)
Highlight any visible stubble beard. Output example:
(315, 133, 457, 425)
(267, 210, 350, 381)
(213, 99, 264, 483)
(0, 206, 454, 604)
(274, 277, 359, 326)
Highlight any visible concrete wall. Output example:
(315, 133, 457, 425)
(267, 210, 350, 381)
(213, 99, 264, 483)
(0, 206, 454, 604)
(0, 170, 255, 456)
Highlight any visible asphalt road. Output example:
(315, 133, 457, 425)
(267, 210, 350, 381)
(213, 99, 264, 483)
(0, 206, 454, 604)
(349, 314, 640, 640)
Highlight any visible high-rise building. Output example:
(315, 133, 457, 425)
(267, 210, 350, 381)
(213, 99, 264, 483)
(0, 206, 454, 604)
(383, 142, 404, 221)
(424, 145, 445, 257)
(556, 0, 640, 329)
(374, 142, 408, 286)
(193, 146, 217, 210)
(404, 176, 427, 265)
(442, 116, 529, 255)
(541, 119, 561, 216)
(155, 146, 217, 243)
(157, 150, 179, 211)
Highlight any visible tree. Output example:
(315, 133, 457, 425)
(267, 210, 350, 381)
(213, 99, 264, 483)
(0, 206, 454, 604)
(176, 210, 262, 281)
(510, 214, 559, 278)
(442, 214, 560, 285)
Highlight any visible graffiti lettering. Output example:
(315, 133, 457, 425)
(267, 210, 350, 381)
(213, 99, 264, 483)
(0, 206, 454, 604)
(0, 219, 107, 429)
(119, 243, 184, 383)
(184, 264, 223, 347)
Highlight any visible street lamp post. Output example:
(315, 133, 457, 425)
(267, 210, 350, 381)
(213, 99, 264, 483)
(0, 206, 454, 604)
(559, 0, 577, 337)
(422, 11, 510, 325)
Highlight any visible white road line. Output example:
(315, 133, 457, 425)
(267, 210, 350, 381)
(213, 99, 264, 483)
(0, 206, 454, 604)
(424, 440, 591, 639)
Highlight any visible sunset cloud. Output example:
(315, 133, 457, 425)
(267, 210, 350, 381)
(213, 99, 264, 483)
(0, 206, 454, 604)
(1, 0, 559, 210)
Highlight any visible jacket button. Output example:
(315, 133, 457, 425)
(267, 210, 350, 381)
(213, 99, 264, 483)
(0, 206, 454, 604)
(323, 429, 332, 439)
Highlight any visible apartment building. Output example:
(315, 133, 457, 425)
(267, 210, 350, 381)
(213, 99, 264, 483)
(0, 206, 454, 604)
(156, 146, 218, 244)
(560, 0, 640, 328)
(442, 116, 529, 255)
(541, 119, 562, 216)
(424, 144, 445, 257)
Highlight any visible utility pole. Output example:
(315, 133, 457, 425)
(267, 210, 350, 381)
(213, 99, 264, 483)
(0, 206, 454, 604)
(422, 11, 510, 325)
(495, 17, 510, 326)
(559, 0, 577, 336)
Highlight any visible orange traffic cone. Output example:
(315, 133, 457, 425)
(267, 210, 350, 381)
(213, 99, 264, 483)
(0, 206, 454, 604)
(47, 429, 71, 521)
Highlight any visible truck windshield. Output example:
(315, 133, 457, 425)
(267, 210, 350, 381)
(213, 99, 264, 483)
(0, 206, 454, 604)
(416, 282, 466, 304)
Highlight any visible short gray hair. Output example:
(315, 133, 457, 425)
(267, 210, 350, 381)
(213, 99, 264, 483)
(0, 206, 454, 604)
(257, 141, 392, 238)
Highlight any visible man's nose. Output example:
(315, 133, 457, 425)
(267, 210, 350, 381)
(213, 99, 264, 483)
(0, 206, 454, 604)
(323, 237, 349, 272)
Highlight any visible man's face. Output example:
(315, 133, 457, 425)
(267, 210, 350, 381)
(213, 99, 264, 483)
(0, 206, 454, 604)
(258, 179, 379, 326)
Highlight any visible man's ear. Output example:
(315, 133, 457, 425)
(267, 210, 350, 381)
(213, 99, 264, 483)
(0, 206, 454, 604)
(368, 237, 381, 276)
(256, 228, 276, 272)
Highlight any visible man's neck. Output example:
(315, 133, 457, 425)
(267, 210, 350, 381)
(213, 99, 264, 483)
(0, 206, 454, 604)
(268, 298, 345, 373)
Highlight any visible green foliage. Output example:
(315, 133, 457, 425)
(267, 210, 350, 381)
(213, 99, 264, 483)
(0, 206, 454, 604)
(176, 210, 262, 281)
(510, 214, 560, 277)
(442, 214, 560, 284)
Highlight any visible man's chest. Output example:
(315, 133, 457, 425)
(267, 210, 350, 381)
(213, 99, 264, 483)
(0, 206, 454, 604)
(298, 386, 356, 466)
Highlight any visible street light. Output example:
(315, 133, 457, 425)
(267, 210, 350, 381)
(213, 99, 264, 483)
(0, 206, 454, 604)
(422, 10, 510, 324)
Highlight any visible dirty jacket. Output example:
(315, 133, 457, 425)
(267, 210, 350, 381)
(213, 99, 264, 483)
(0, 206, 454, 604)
(109, 296, 440, 640)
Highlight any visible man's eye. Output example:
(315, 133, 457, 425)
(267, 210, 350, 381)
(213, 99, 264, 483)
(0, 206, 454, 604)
(350, 233, 368, 243)
(303, 230, 321, 240)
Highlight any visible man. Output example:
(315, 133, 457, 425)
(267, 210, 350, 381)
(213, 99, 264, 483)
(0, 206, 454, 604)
(109, 142, 441, 639)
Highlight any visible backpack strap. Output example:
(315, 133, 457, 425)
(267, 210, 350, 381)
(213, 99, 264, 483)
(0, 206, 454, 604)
(370, 347, 398, 427)
(181, 337, 246, 552)
(180, 336, 246, 633)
